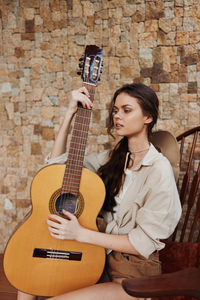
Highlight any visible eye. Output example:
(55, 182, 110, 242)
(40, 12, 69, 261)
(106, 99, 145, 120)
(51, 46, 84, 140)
(124, 109, 131, 113)
(112, 109, 118, 115)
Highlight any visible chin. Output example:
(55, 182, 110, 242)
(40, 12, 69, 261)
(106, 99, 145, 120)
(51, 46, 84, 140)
(115, 130, 125, 137)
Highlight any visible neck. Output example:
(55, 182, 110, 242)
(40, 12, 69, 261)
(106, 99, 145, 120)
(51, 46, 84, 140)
(131, 146, 150, 154)
(128, 135, 150, 154)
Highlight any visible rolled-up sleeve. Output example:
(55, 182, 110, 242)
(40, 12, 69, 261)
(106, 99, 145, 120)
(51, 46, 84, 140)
(44, 150, 109, 172)
(45, 152, 68, 165)
(83, 151, 109, 173)
(128, 160, 182, 259)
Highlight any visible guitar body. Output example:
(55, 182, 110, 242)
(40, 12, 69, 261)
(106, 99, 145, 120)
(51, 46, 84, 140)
(4, 164, 106, 296)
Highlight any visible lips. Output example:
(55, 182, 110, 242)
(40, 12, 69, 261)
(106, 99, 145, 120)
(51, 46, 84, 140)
(115, 123, 123, 129)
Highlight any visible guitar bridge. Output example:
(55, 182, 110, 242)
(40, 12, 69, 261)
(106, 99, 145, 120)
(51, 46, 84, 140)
(33, 248, 82, 261)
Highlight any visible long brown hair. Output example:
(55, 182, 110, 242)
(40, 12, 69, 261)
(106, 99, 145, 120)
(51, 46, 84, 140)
(98, 83, 159, 211)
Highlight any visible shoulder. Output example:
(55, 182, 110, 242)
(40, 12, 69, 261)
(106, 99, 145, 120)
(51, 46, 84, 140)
(144, 144, 176, 183)
(83, 150, 110, 173)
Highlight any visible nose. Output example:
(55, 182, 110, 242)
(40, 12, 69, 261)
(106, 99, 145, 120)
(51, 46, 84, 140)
(113, 110, 122, 120)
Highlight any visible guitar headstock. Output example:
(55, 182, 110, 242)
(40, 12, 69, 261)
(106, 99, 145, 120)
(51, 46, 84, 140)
(78, 45, 103, 86)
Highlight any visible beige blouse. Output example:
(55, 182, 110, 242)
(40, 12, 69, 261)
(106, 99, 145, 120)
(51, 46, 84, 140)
(45, 144, 182, 259)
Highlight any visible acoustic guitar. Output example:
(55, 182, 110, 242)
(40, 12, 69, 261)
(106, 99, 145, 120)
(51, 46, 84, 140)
(4, 45, 105, 297)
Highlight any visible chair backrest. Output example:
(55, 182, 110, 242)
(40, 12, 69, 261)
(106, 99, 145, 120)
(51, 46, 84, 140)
(172, 126, 200, 242)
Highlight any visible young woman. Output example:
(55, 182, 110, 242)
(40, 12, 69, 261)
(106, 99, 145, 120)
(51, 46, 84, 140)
(18, 83, 182, 300)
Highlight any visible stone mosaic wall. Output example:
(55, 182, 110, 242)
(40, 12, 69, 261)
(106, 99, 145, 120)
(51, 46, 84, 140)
(0, 0, 199, 252)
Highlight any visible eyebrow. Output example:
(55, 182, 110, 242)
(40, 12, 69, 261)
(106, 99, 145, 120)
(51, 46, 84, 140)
(113, 104, 133, 109)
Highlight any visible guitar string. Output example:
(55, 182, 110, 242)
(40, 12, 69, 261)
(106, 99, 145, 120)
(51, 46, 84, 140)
(60, 69, 93, 218)
(57, 58, 99, 266)
(69, 90, 94, 197)
(52, 59, 100, 293)
(61, 91, 91, 213)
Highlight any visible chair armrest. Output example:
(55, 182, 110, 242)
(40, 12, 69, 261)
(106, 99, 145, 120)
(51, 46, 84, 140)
(122, 268, 200, 299)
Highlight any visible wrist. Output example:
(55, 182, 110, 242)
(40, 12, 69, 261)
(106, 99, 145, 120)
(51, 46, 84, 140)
(65, 106, 76, 117)
(76, 226, 88, 243)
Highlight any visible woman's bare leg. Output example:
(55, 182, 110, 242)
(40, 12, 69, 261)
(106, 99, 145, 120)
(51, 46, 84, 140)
(17, 291, 37, 300)
(47, 282, 135, 300)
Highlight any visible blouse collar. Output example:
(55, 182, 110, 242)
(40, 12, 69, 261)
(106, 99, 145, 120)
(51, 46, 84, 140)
(125, 143, 160, 172)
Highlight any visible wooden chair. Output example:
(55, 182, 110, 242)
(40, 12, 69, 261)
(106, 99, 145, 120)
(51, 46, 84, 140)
(122, 126, 200, 299)
(122, 267, 200, 299)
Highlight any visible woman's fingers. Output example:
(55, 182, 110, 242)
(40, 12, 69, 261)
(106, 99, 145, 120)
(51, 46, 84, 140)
(62, 209, 76, 220)
(71, 87, 92, 110)
(48, 214, 65, 224)
(79, 86, 90, 98)
(50, 232, 65, 240)
(47, 218, 62, 229)
(47, 210, 82, 241)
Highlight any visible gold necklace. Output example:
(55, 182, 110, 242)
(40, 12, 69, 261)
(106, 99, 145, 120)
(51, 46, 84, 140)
(125, 147, 149, 171)
(130, 146, 150, 154)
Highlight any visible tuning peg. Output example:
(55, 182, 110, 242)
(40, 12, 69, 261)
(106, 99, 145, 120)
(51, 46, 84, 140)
(77, 71, 82, 75)
(79, 63, 83, 68)
(79, 56, 84, 62)
(98, 78, 101, 81)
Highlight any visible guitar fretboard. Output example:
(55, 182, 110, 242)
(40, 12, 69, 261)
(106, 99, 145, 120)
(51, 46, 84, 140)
(61, 84, 95, 196)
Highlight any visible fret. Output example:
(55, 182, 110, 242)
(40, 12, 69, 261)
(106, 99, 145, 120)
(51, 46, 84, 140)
(68, 150, 86, 157)
(66, 164, 83, 171)
(64, 172, 82, 180)
(63, 177, 81, 183)
(61, 189, 79, 196)
(69, 139, 87, 147)
(63, 168, 82, 175)
(67, 155, 85, 162)
(62, 178, 81, 185)
(64, 174, 82, 182)
(62, 184, 80, 189)
(71, 130, 89, 137)
(70, 139, 87, 145)
(64, 170, 82, 175)
(70, 142, 86, 150)
(73, 118, 91, 125)
(62, 183, 80, 190)
(63, 180, 81, 187)
(66, 158, 84, 166)
(63, 178, 81, 184)
(76, 107, 92, 115)
(71, 134, 89, 141)
(63, 172, 81, 178)
(73, 122, 90, 130)
(74, 116, 91, 124)
(68, 149, 85, 155)
(66, 158, 84, 164)
(72, 130, 89, 138)
(63, 170, 81, 177)
(64, 169, 82, 176)
(69, 140, 88, 149)
(61, 183, 79, 189)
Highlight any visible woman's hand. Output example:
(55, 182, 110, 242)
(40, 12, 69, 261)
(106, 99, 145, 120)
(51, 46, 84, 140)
(68, 86, 93, 115)
(47, 210, 83, 241)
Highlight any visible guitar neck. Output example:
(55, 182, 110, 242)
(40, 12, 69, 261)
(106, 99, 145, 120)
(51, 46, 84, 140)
(61, 84, 96, 196)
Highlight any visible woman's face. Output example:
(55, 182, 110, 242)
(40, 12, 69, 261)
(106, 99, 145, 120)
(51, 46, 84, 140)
(112, 92, 152, 139)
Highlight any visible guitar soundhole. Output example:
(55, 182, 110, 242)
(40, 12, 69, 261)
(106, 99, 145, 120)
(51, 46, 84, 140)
(55, 193, 78, 215)
(49, 188, 84, 218)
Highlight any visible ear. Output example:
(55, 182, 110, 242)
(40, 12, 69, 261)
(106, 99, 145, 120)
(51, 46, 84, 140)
(144, 115, 153, 125)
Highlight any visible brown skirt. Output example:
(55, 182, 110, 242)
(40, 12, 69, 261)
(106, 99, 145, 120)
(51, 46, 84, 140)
(100, 251, 161, 284)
